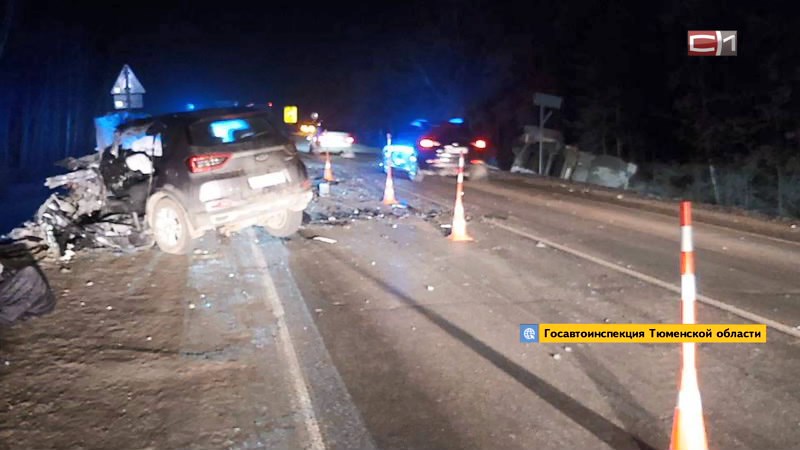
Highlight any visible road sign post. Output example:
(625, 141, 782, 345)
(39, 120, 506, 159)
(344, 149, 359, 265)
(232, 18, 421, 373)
(110, 64, 145, 110)
(533, 93, 563, 175)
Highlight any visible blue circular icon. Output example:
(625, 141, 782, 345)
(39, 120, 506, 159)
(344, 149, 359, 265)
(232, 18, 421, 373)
(523, 327, 536, 340)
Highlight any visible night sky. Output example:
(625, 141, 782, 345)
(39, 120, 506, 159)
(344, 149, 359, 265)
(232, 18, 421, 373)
(20, 1, 470, 120)
(2, 0, 799, 168)
(9, 1, 568, 119)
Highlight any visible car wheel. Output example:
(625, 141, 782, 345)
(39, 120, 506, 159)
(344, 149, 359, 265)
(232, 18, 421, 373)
(467, 163, 489, 182)
(152, 197, 193, 255)
(410, 166, 425, 183)
(263, 209, 302, 238)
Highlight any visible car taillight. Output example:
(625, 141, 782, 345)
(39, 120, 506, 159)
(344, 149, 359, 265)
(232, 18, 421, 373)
(345, 135, 355, 144)
(419, 138, 440, 148)
(472, 139, 488, 149)
(188, 153, 231, 173)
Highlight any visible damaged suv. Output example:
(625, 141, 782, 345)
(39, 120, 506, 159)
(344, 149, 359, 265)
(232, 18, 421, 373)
(110, 108, 312, 254)
(6, 107, 312, 257)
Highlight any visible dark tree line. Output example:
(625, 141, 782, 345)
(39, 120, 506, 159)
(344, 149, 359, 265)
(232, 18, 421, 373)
(464, 0, 800, 216)
(0, 2, 108, 182)
(1, 0, 798, 215)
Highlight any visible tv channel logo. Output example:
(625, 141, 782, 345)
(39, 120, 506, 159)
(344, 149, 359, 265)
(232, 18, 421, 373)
(688, 30, 737, 56)
(520, 324, 539, 343)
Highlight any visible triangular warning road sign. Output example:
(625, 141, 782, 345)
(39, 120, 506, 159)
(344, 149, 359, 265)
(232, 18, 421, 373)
(110, 64, 145, 95)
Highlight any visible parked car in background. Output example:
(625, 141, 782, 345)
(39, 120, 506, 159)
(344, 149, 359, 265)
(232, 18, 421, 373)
(382, 119, 491, 182)
(309, 130, 355, 154)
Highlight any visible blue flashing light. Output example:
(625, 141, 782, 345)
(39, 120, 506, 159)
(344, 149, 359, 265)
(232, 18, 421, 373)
(383, 145, 417, 172)
(210, 119, 250, 143)
(385, 144, 415, 155)
(410, 119, 428, 128)
(448, 117, 464, 124)
(186, 103, 196, 111)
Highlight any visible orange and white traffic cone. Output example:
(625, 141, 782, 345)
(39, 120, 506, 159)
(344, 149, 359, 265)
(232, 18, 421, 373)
(323, 151, 335, 182)
(669, 201, 709, 450)
(448, 149, 473, 242)
(383, 165, 398, 205)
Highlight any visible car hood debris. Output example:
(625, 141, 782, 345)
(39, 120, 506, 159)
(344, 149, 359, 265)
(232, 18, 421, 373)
(1, 152, 154, 261)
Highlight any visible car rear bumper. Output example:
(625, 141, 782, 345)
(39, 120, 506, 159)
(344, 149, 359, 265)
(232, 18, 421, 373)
(315, 145, 352, 153)
(190, 188, 312, 233)
(419, 156, 478, 174)
(383, 146, 483, 176)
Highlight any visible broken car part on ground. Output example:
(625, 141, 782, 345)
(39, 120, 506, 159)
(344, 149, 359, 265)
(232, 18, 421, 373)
(2, 150, 153, 261)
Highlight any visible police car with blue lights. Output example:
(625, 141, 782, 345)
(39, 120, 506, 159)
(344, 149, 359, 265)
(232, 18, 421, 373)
(381, 118, 490, 182)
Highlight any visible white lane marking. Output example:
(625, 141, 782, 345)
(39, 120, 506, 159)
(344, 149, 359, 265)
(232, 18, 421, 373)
(491, 174, 800, 247)
(487, 218, 800, 339)
(394, 186, 448, 209)
(392, 185, 800, 338)
(248, 238, 326, 450)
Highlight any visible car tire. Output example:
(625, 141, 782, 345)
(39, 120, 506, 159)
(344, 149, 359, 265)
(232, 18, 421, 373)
(410, 167, 425, 183)
(263, 209, 302, 238)
(467, 163, 489, 182)
(152, 197, 193, 255)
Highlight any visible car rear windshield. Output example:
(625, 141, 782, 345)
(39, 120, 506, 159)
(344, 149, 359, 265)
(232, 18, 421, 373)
(188, 113, 281, 147)
(429, 124, 472, 143)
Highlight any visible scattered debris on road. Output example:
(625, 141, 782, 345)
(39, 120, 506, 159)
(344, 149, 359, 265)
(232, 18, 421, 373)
(312, 236, 338, 244)
(1, 153, 153, 261)
(318, 182, 331, 197)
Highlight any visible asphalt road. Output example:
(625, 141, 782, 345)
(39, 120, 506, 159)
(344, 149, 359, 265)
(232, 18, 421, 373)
(1, 153, 798, 450)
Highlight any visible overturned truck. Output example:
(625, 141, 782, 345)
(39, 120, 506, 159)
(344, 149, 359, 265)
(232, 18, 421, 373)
(510, 125, 638, 190)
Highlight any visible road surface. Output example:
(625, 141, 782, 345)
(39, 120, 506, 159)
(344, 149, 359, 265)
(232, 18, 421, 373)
(1, 154, 798, 450)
